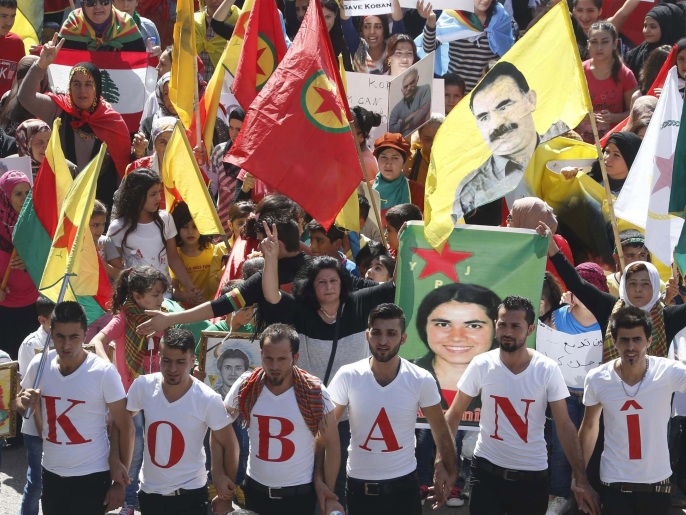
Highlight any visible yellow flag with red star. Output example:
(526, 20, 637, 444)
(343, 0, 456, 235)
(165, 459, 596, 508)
(39, 145, 107, 302)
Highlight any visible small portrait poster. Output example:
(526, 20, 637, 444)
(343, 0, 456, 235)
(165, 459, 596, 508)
(198, 332, 261, 398)
(0, 361, 19, 438)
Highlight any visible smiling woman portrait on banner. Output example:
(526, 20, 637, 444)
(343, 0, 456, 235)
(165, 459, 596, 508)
(424, 1, 593, 249)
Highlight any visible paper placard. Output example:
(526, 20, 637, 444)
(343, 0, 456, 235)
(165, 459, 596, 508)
(388, 53, 435, 137)
(347, 72, 445, 143)
(535, 321, 602, 389)
(342, 0, 393, 16)
(0, 156, 33, 185)
(398, 0, 473, 10)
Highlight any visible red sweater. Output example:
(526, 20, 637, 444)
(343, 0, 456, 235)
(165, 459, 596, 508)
(0, 32, 25, 98)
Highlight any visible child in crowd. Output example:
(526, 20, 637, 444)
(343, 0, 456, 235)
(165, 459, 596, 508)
(90, 266, 169, 514)
(384, 202, 423, 256)
(364, 254, 395, 283)
(106, 168, 200, 299)
(306, 219, 360, 276)
(90, 199, 119, 282)
(171, 202, 226, 306)
(227, 201, 255, 248)
(16, 296, 55, 515)
(354, 240, 388, 277)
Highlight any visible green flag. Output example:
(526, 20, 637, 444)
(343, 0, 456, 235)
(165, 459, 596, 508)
(671, 91, 686, 276)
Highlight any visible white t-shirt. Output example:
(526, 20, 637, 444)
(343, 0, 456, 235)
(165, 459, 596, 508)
(107, 210, 176, 280)
(21, 351, 125, 477)
(584, 357, 686, 484)
(328, 358, 441, 480)
(224, 372, 335, 487)
(458, 349, 569, 471)
(18, 326, 52, 437)
(127, 373, 230, 494)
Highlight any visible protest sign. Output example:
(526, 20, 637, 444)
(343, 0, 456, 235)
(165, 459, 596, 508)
(342, 0, 393, 16)
(398, 0, 473, 10)
(388, 53, 434, 137)
(0, 157, 32, 184)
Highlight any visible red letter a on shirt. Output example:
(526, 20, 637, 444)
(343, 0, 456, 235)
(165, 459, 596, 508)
(490, 396, 535, 443)
(43, 396, 91, 445)
(359, 407, 402, 452)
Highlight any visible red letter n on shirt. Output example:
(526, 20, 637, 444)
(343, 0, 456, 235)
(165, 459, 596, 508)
(43, 396, 91, 445)
(490, 396, 535, 443)
(255, 415, 296, 462)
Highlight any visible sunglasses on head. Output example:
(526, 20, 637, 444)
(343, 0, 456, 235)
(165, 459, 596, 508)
(84, 0, 111, 7)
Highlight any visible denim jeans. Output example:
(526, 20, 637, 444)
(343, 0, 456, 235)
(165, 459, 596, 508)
(19, 434, 43, 515)
(416, 428, 465, 486)
(125, 411, 145, 507)
(549, 394, 585, 498)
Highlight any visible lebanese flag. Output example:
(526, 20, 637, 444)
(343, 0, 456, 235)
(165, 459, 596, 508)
(48, 49, 156, 132)
(226, 0, 362, 229)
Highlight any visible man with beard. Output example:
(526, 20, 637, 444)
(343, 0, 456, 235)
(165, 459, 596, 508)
(223, 323, 341, 515)
(327, 303, 457, 514)
(389, 68, 432, 137)
(436, 296, 599, 515)
(452, 62, 568, 222)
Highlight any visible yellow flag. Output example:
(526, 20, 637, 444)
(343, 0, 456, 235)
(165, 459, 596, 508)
(163, 122, 225, 236)
(39, 145, 107, 302)
(335, 190, 360, 233)
(45, 119, 74, 210)
(170, 0, 197, 128)
(198, 42, 231, 155)
(225, 0, 256, 77)
(14, 6, 39, 53)
(425, 2, 592, 248)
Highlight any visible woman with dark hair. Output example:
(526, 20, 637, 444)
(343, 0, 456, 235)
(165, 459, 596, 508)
(540, 271, 564, 327)
(12, 119, 51, 181)
(57, 0, 146, 51)
(413, 282, 500, 506)
(634, 44, 671, 99)
(587, 131, 642, 196)
(624, 3, 685, 80)
(386, 33, 419, 77)
(322, 0, 353, 72)
(351, 105, 381, 176)
(18, 36, 132, 203)
(261, 228, 395, 502)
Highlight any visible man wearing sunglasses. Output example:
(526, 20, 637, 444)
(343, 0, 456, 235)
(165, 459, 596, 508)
(58, 0, 146, 52)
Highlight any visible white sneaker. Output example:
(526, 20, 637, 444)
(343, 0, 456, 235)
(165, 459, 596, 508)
(546, 496, 572, 515)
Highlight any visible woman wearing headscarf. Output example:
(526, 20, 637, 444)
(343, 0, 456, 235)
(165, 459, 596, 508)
(138, 72, 176, 152)
(18, 36, 132, 204)
(539, 221, 686, 362)
(507, 197, 574, 289)
(588, 131, 642, 196)
(58, 0, 146, 51)
(624, 4, 685, 80)
(0, 171, 38, 360)
(11, 119, 51, 180)
(372, 132, 425, 219)
(0, 56, 51, 137)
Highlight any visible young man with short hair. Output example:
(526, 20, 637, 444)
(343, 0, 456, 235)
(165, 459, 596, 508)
(579, 306, 686, 515)
(307, 219, 360, 276)
(16, 301, 134, 515)
(126, 327, 237, 515)
(437, 296, 599, 515)
(328, 303, 457, 514)
(223, 323, 341, 515)
(0, 0, 25, 98)
(384, 203, 422, 254)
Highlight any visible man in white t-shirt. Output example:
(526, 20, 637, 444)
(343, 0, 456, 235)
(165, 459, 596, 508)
(437, 296, 600, 515)
(579, 306, 686, 515)
(328, 303, 458, 514)
(224, 323, 341, 515)
(16, 301, 134, 515)
(126, 327, 237, 515)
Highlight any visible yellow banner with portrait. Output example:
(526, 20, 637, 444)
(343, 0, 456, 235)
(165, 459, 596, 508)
(424, 1, 593, 249)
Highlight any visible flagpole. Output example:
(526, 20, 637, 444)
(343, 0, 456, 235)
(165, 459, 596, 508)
(1, 248, 16, 290)
(589, 112, 625, 274)
(194, 55, 203, 160)
(351, 120, 388, 248)
(24, 274, 71, 420)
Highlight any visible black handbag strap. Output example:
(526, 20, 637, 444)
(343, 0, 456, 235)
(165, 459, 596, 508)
(323, 303, 344, 386)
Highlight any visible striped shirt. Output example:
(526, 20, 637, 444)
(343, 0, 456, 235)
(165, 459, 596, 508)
(423, 26, 497, 92)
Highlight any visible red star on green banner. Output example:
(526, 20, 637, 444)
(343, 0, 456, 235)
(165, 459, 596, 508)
(52, 216, 78, 253)
(313, 85, 344, 124)
(412, 243, 473, 282)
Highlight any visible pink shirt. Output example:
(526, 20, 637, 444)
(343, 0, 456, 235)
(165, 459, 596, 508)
(0, 249, 39, 309)
(0, 33, 25, 98)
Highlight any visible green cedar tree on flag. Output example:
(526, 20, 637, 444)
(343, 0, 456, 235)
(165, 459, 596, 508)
(232, 0, 288, 109)
(226, 0, 362, 229)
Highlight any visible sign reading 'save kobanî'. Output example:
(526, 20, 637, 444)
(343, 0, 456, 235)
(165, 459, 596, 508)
(342, 0, 392, 16)
(398, 0, 473, 10)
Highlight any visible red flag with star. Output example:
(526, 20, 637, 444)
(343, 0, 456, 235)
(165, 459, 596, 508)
(232, 0, 288, 109)
(226, 0, 361, 229)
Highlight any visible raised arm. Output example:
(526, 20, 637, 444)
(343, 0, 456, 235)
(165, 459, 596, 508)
(607, 0, 642, 34)
(18, 35, 64, 123)
(260, 221, 282, 305)
(418, 0, 438, 53)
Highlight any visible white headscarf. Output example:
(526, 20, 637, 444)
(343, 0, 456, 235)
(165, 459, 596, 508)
(618, 261, 662, 312)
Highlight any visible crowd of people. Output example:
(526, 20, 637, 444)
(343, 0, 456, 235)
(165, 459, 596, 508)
(1, 0, 686, 514)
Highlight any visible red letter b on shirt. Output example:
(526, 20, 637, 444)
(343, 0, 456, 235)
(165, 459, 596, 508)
(255, 415, 296, 462)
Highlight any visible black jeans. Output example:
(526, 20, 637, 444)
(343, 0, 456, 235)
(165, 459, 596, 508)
(243, 476, 316, 515)
(346, 473, 422, 515)
(41, 468, 110, 515)
(601, 485, 670, 515)
(138, 487, 208, 515)
(469, 459, 548, 515)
